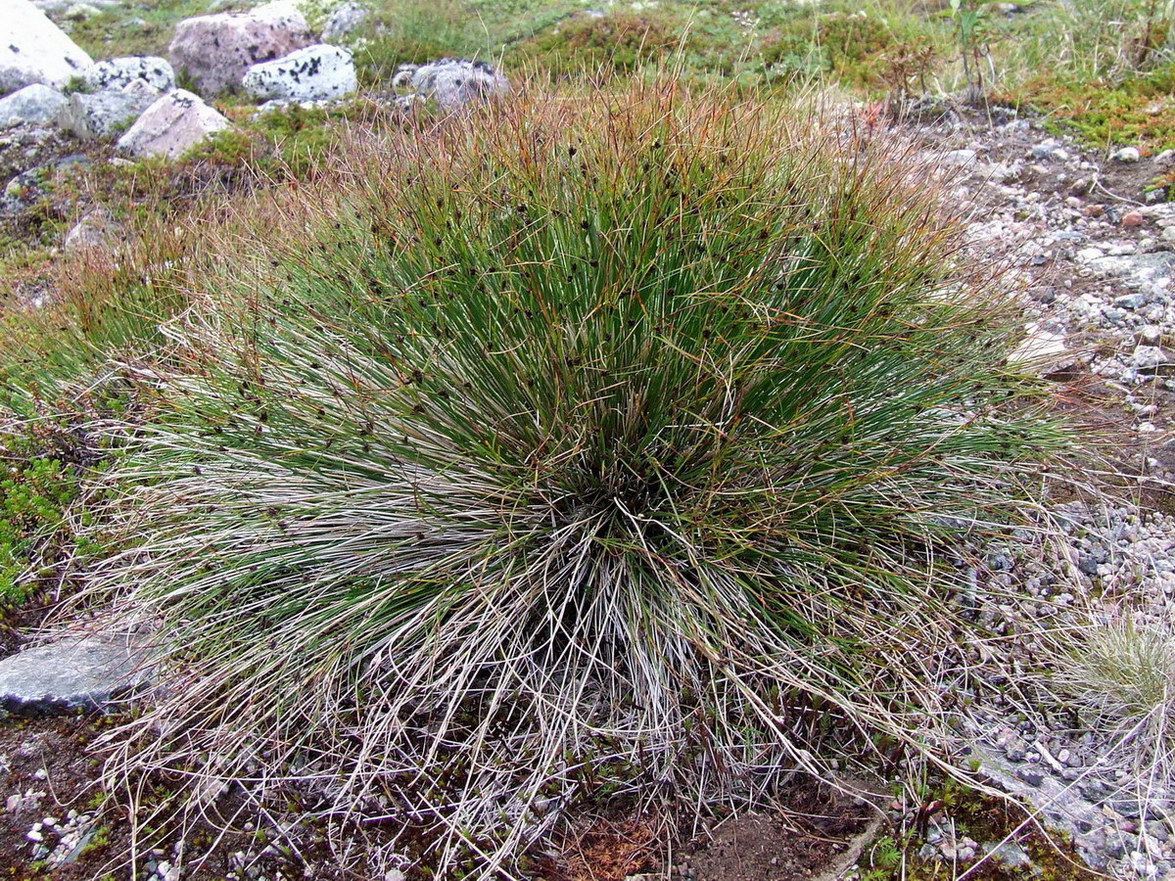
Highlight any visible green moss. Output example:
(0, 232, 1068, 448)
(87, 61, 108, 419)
(1004, 63, 1175, 150)
(861, 781, 1101, 881)
(761, 9, 944, 93)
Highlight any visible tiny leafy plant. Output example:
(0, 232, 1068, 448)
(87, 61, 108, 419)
(93, 82, 1070, 877)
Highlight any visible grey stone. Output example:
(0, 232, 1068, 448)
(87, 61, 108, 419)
(0, 0, 93, 94)
(82, 56, 175, 93)
(243, 44, 355, 102)
(0, 634, 149, 714)
(321, 1, 368, 42)
(392, 58, 509, 111)
(63, 207, 115, 252)
(943, 148, 978, 167)
(169, 0, 312, 96)
(982, 841, 1031, 868)
(0, 83, 66, 127)
(55, 79, 159, 139)
(116, 88, 231, 159)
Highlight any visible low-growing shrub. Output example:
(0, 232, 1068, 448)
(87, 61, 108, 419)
(93, 82, 1070, 877)
(512, 10, 690, 80)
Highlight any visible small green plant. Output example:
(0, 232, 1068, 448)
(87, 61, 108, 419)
(0, 456, 78, 604)
(950, 0, 992, 103)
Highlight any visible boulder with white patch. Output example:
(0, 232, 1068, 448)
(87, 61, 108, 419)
(82, 56, 175, 93)
(0, 0, 93, 94)
(169, 0, 312, 96)
(243, 44, 356, 102)
(116, 89, 231, 159)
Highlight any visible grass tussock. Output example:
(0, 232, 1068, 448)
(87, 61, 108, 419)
(87, 81, 1070, 877)
(1054, 610, 1175, 780)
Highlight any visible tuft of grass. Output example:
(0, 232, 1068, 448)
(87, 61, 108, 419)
(1054, 611, 1175, 773)
(90, 81, 1071, 877)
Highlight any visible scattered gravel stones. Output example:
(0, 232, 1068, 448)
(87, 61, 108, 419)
(0, 0, 92, 94)
(116, 88, 231, 158)
(168, 0, 312, 96)
(0, 83, 66, 127)
(82, 55, 175, 93)
(243, 43, 356, 102)
(905, 104, 1175, 877)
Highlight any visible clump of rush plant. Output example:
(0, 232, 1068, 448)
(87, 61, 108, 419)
(89, 81, 1071, 878)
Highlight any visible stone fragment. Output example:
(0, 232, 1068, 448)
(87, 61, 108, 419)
(169, 0, 312, 96)
(0, 633, 149, 714)
(55, 80, 159, 139)
(82, 56, 175, 93)
(116, 89, 231, 159)
(0, 83, 66, 127)
(243, 44, 355, 102)
(0, 0, 93, 94)
(392, 58, 509, 111)
(1112, 146, 1141, 162)
(1122, 210, 1145, 228)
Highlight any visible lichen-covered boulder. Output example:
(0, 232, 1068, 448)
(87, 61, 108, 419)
(169, 0, 312, 96)
(83, 56, 175, 93)
(116, 89, 231, 159)
(243, 44, 356, 103)
(56, 79, 161, 139)
(0, 0, 93, 94)
(0, 83, 67, 127)
(321, 1, 368, 42)
(392, 58, 508, 111)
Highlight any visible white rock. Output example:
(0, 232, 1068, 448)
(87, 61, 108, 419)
(82, 56, 175, 93)
(62, 2, 100, 20)
(943, 148, 979, 167)
(392, 58, 509, 111)
(169, 0, 312, 96)
(0, 0, 93, 94)
(1132, 344, 1171, 370)
(0, 83, 66, 127)
(1011, 324, 1074, 374)
(321, 1, 368, 42)
(56, 79, 160, 139)
(116, 89, 230, 159)
(243, 44, 355, 102)
(1112, 146, 1141, 162)
(1156, 149, 1175, 167)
